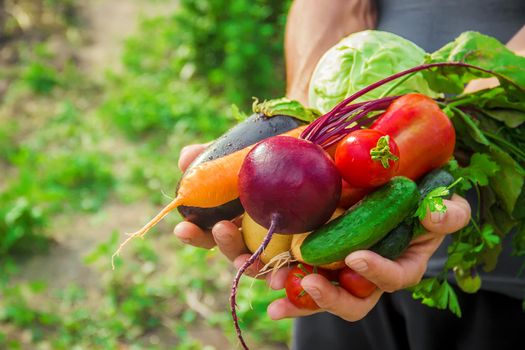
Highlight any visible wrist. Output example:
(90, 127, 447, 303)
(286, 84, 309, 106)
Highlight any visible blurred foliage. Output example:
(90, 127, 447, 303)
(20, 61, 60, 94)
(0, 233, 291, 348)
(175, 0, 290, 105)
(0, 0, 293, 348)
(103, 0, 291, 139)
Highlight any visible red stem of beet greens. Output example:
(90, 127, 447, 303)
(230, 214, 280, 350)
(301, 62, 503, 148)
(304, 95, 399, 147)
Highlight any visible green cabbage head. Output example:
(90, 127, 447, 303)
(308, 30, 438, 113)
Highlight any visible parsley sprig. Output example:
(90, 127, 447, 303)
(415, 177, 463, 222)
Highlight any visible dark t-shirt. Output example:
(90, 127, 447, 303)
(375, 0, 524, 52)
(374, 0, 525, 298)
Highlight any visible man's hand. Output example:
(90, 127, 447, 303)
(175, 144, 471, 322)
(265, 195, 471, 321)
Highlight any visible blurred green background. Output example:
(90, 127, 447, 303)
(0, 0, 293, 348)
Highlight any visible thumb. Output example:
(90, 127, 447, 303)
(420, 194, 471, 235)
(178, 143, 208, 171)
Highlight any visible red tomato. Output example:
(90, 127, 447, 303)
(371, 93, 456, 180)
(338, 180, 371, 209)
(335, 129, 400, 188)
(338, 267, 376, 298)
(285, 264, 332, 310)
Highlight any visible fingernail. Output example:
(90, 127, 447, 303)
(267, 301, 281, 320)
(179, 237, 192, 244)
(303, 286, 321, 299)
(430, 211, 444, 223)
(347, 258, 368, 272)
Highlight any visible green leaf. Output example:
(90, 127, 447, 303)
(415, 186, 449, 221)
(425, 32, 525, 98)
(488, 145, 525, 214)
(478, 224, 502, 271)
(446, 242, 475, 269)
(449, 153, 499, 191)
(482, 109, 525, 128)
(415, 178, 463, 221)
(448, 87, 525, 128)
(411, 278, 462, 317)
(453, 108, 491, 146)
(434, 281, 449, 309)
(459, 87, 525, 128)
(480, 224, 500, 248)
(444, 282, 462, 317)
(252, 97, 321, 123)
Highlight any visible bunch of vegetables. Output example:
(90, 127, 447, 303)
(116, 31, 525, 349)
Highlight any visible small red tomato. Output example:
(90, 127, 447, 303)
(338, 267, 376, 298)
(335, 129, 400, 188)
(338, 179, 371, 209)
(285, 263, 332, 310)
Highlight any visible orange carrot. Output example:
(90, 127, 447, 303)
(112, 126, 306, 267)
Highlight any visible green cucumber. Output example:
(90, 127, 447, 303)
(301, 177, 419, 266)
(418, 169, 455, 200)
(369, 221, 413, 260)
(369, 169, 457, 260)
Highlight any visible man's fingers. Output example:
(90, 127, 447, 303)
(421, 194, 471, 235)
(266, 266, 293, 290)
(178, 144, 208, 172)
(344, 239, 442, 292)
(267, 298, 320, 320)
(233, 254, 266, 278)
(301, 274, 383, 321)
(173, 221, 216, 249)
(212, 221, 249, 262)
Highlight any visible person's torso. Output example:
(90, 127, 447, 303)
(375, 0, 525, 52)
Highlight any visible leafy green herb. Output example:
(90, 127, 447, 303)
(446, 223, 500, 272)
(425, 31, 525, 98)
(411, 278, 461, 317)
(415, 178, 463, 221)
(448, 153, 499, 192)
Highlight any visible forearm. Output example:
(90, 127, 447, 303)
(507, 25, 525, 55)
(285, 0, 376, 104)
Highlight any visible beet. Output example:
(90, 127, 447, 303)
(231, 136, 341, 349)
(238, 136, 341, 233)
